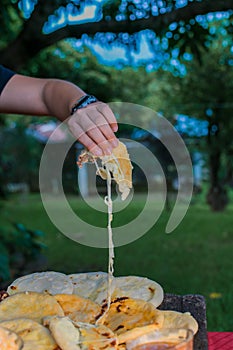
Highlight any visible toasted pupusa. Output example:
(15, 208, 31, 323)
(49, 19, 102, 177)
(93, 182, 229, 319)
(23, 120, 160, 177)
(100, 141, 133, 200)
(160, 310, 198, 335)
(44, 316, 80, 350)
(118, 324, 162, 344)
(112, 276, 164, 308)
(44, 316, 118, 350)
(69, 273, 164, 308)
(0, 325, 23, 350)
(78, 141, 133, 200)
(77, 321, 118, 350)
(54, 294, 101, 324)
(102, 297, 164, 335)
(69, 272, 108, 303)
(0, 292, 64, 323)
(125, 328, 193, 349)
(0, 319, 58, 350)
(7, 271, 73, 295)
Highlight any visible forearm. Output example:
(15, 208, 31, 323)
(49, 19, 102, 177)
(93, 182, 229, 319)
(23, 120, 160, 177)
(0, 73, 118, 155)
(41, 79, 86, 121)
(0, 74, 86, 120)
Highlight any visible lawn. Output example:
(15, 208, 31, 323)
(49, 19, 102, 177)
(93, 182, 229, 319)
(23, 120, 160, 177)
(0, 191, 232, 331)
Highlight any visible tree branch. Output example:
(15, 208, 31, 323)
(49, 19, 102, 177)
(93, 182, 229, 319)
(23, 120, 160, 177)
(1, 0, 232, 70)
(56, 0, 233, 38)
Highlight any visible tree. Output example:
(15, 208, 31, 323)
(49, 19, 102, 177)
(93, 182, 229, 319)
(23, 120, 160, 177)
(0, 0, 232, 70)
(0, 121, 42, 192)
(22, 40, 154, 102)
(147, 32, 233, 211)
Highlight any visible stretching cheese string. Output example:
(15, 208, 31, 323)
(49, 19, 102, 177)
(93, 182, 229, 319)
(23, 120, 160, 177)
(104, 169, 115, 312)
(78, 149, 131, 325)
(93, 159, 115, 324)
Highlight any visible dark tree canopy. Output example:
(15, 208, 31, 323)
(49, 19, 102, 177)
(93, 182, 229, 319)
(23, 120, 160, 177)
(0, 0, 232, 70)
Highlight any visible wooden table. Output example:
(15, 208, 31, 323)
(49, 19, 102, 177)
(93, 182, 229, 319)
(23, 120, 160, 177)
(158, 294, 208, 350)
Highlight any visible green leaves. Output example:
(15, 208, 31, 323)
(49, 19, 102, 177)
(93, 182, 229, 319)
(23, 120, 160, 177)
(102, 0, 122, 20)
(1, 0, 232, 69)
(0, 244, 11, 283)
(0, 0, 23, 49)
(0, 222, 46, 285)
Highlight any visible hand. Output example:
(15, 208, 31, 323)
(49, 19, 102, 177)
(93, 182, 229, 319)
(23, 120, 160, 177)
(67, 102, 118, 156)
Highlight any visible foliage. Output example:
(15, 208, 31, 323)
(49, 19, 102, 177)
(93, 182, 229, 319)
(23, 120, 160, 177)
(0, 0, 232, 70)
(22, 41, 155, 104)
(144, 31, 233, 210)
(0, 222, 46, 286)
(102, 0, 215, 63)
(0, 244, 10, 282)
(0, 0, 23, 49)
(0, 121, 42, 192)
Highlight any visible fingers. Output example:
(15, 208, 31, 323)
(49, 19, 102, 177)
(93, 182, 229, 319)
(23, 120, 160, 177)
(67, 120, 103, 156)
(67, 102, 119, 156)
(87, 109, 118, 147)
(96, 103, 118, 133)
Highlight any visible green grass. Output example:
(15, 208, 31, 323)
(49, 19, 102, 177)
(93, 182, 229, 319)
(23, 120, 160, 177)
(0, 192, 233, 331)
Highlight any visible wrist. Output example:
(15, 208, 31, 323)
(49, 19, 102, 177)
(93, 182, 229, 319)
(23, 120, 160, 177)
(70, 94, 98, 115)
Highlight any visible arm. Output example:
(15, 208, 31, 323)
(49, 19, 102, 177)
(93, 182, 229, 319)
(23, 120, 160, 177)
(0, 74, 118, 155)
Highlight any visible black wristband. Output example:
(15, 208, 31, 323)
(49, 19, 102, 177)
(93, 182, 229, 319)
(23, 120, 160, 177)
(71, 94, 98, 115)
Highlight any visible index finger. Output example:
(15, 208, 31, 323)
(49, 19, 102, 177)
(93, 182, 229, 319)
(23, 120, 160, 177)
(96, 103, 118, 132)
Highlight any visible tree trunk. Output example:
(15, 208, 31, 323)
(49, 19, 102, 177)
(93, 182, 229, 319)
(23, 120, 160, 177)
(205, 117, 228, 211)
(206, 145, 228, 211)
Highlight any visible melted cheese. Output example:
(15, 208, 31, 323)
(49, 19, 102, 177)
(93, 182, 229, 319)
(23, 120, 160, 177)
(105, 169, 114, 312)
(92, 162, 115, 324)
(78, 146, 132, 324)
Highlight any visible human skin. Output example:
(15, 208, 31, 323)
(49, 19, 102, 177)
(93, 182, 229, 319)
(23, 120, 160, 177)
(0, 74, 118, 156)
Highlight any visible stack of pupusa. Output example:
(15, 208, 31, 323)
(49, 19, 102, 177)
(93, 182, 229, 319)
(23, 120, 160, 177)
(0, 271, 198, 350)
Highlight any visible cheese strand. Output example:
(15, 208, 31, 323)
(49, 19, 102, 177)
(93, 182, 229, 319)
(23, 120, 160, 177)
(92, 162, 115, 324)
(105, 169, 114, 311)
